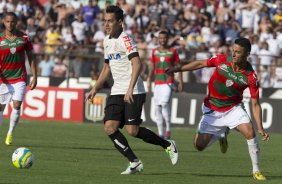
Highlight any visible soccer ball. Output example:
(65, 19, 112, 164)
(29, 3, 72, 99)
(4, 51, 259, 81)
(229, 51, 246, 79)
(12, 147, 34, 169)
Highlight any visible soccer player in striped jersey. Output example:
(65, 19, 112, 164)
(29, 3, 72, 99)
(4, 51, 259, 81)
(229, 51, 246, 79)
(147, 30, 183, 139)
(166, 38, 269, 180)
(0, 12, 37, 145)
(86, 5, 178, 174)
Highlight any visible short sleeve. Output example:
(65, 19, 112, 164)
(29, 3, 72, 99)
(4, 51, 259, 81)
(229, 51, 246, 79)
(248, 73, 260, 99)
(103, 39, 108, 60)
(121, 35, 138, 57)
(173, 49, 180, 64)
(151, 48, 156, 64)
(23, 34, 33, 51)
(206, 55, 224, 67)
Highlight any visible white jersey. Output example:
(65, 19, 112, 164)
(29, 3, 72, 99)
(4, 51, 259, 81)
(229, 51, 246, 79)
(104, 32, 145, 95)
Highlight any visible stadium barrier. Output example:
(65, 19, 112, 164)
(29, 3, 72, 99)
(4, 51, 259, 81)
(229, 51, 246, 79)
(3, 85, 282, 133)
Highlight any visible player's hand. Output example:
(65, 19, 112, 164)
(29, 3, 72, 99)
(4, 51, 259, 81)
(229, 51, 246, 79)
(124, 89, 134, 104)
(165, 67, 174, 74)
(258, 129, 269, 141)
(85, 88, 97, 104)
(29, 78, 37, 90)
(165, 66, 180, 74)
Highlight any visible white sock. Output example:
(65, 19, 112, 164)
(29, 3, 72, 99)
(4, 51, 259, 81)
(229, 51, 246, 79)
(162, 103, 171, 132)
(155, 105, 164, 137)
(8, 109, 21, 135)
(0, 111, 3, 126)
(247, 137, 260, 173)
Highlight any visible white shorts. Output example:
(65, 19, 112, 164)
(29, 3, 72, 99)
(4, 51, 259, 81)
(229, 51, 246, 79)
(0, 82, 27, 104)
(154, 84, 172, 105)
(198, 104, 251, 138)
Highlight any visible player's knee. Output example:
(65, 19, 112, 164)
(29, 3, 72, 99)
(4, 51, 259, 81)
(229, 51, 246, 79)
(13, 101, 22, 110)
(104, 125, 117, 135)
(244, 131, 256, 140)
(194, 142, 205, 151)
(0, 104, 5, 111)
(126, 128, 138, 137)
(194, 137, 206, 151)
(161, 103, 168, 108)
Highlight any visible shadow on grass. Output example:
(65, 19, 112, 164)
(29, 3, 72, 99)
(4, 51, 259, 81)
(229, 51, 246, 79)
(20, 144, 194, 153)
(143, 172, 188, 176)
(191, 173, 282, 180)
(191, 173, 250, 178)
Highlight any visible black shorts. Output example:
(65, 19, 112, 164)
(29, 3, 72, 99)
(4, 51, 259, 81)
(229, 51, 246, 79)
(103, 94, 146, 128)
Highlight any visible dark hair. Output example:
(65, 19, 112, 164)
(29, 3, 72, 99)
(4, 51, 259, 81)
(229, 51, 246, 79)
(3, 12, 18, 20)
(234, 37, 251, 52)
(159, 30, 169, 38)
(105, 5, 124, 21)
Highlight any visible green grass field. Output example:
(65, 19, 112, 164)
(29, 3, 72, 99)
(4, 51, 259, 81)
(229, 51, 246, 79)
(0, 120, 281, 184)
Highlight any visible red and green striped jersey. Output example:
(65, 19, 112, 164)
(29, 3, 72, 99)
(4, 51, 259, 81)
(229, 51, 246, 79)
(204, 54, 259, 112)
(0, 31, 33, 84)
(151, 47, 180, 84)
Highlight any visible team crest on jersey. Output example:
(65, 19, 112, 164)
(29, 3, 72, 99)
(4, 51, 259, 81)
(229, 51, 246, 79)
(10, 47, 16, 54)
(226, 79, 233, 87)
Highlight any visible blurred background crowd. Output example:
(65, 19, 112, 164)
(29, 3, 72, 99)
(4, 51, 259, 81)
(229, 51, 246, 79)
(1, 0, 282, 88)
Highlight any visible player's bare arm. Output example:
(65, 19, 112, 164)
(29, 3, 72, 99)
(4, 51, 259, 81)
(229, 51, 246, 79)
(251, 98, 269, 141)
(86, 63, 111, 103)
(146, 62, 154, 92)
(176, 63, 183, 92)
(166, 60, 208, 73)
(26, 51, 37, 90)
(125, 56, 141, 104)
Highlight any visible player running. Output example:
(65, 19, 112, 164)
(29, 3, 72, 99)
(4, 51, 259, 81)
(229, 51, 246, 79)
(166, 37, 269, 180)
(0, 12, 37, 145)
(147, 30, 183, 139)
(86, 5, 178, 174)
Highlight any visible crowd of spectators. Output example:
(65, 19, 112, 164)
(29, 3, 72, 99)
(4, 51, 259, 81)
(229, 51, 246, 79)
(1, 0, 282, 88)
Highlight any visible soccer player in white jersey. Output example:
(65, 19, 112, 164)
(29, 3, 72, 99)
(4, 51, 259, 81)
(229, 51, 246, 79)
(86, 5, 178, 174)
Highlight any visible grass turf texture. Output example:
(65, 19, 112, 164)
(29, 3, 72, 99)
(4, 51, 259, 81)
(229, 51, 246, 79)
(0, 120, 281, 184)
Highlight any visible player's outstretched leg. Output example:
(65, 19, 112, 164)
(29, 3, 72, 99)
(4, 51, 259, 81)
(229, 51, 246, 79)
(253, 171, 266, 181)
(6, 108, 20, 145)
(121, 160, 144, 175)
(136, 127, 178, 165)
(247, 137, 266, 180)
(165, 140, 178, 165)
(5, 134, 12, 146)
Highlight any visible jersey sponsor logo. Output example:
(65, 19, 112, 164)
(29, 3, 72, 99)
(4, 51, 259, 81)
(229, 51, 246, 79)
(238, 76, 247, 85)
(10, 47, 16, 54)
(219, 64, 229, 72)
(122, 36, 134, 53)
(0, 40, 7, 46)
(16, 40, 25, 44)
(226, 79, 234, 87)
(108, 53, 121, 60)
(8, 42, 17, 47)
